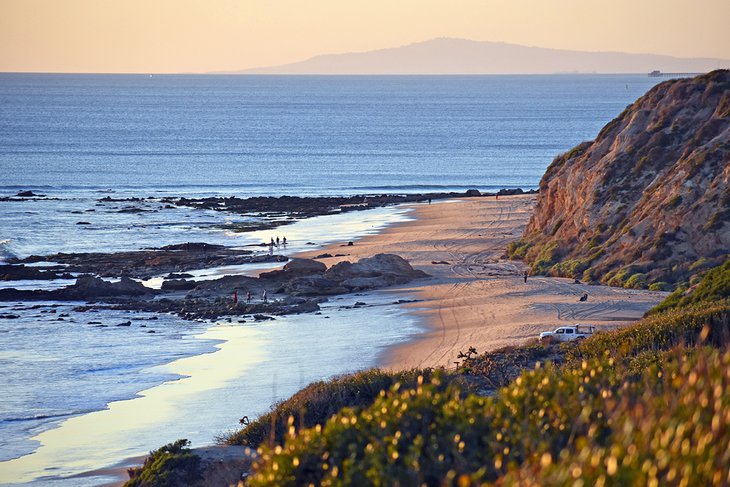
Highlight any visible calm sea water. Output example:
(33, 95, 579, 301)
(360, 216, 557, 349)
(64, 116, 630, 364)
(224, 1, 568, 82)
(0, 74, 663, 484)
(1, 74, 660, 194)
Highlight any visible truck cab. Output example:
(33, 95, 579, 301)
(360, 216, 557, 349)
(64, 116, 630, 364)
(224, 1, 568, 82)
(539, 324, 595, 342)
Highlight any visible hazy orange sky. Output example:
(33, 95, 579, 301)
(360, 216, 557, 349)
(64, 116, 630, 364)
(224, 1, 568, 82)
(1, 0, 729, 73)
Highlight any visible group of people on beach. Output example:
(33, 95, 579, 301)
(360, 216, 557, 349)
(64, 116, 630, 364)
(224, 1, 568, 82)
(232, 289, 267, 304)
(268, 236, 287, 255)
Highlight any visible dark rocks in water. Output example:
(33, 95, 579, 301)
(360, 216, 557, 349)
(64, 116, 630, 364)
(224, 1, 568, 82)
(156, 192, 505, 236)
(16, 190, 44, 197)
(496, 188, 534, 197)
(76, 221, 91, 225)
(157, 242, 226, 252)
(314, 253, 333, 259)
(160, 279, 199, 291)
(0, 314, 20, 319)
(0, 275, 154, 302)
(186, 275, 260, 300)
(117, 321, 132, 326)
(0, 265, 73, 281)
(260, 258, 326, 280)
(431, 261, 450, 265)
(465, 189, 481, 196)
(253, 314, 274, 321)
(13, 243, 285, 279)
(283, 276, 346, 296)
(165, 272, 194, 279)
(67, 276, 154, 299)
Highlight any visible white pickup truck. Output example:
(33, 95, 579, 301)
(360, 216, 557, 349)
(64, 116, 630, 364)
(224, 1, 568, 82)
(539, 324, 595, 342)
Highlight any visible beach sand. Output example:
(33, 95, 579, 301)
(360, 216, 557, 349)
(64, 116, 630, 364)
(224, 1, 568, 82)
(299, 195, 667, 370)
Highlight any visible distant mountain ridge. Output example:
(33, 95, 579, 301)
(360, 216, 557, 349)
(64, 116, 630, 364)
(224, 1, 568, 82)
(221, 38, 730, 75)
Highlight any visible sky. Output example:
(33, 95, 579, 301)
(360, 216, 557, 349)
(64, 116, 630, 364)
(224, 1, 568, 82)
(1, 0, 729, 73)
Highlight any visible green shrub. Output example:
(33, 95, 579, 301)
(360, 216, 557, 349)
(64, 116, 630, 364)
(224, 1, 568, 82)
(506, 240, 531, 260)
(565, 301, 730, 368)
(648, 281, 672, 291)
(125, 440, 201, 487)
(499, 349, 730, 487)
(551, 258, 592, 279)
(624, 272, 647, 289)
(529, 242, 560, 275)
(224, 368, 464, 448)
(249, 349, 730, 487)
(652, 257, 730, 313)
(606, 267, 631, 287)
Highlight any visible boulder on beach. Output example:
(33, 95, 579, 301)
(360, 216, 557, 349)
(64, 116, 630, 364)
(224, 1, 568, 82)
(326, 254, 427, 282)
(160, 279, 199, 291)
(65, 275, 154, 299)
(283, 276, 347, 296)
(259, 258, 326, 280)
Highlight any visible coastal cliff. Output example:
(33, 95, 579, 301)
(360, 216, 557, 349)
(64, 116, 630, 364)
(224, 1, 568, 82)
(513, 70, 730, 288)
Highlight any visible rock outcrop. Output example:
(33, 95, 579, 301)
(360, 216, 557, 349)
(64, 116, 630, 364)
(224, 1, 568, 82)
(514, 70, 730, 289)
(0, 275, 155, 301)
(12, 243, 286, 279)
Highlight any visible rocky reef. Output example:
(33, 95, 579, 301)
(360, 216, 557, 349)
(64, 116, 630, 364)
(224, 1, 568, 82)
(512, 70, 730, 289)
(0, 250, 427, 321)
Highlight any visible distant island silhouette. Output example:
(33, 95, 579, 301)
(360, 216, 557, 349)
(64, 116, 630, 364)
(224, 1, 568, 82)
(218, 38, 730, 75)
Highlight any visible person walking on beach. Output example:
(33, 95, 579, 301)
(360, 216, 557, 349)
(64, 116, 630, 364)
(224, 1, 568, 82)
(247, 291, 252, 304)
(282, 237, 287, 245)
(523, 270, 528, 283)
(428, 198, 432, 205)
(268, 243, 274, 255)
(276, 236, 280, 246)
(262, 289, 268, 303)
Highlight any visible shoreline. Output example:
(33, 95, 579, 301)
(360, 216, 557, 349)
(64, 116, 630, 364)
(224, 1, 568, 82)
(1, 194, 664, 484)
(298, 195, 668, 370)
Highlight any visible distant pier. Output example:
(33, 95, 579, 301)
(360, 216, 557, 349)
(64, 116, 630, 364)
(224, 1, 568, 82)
(648, 70, 703, 77)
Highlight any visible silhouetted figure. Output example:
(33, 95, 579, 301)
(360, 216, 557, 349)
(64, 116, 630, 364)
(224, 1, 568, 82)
(247, 291, 252, 304)
(428, 198, 432, 204)
(276, 236, 280, 246)
(523, 270, 528, 283)
(282, 237, 287, 245)
(262, 289, 268, 303)
(233, 290, 237, 303)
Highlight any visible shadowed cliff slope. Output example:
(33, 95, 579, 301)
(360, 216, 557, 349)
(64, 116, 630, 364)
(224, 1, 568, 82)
(512, 70, 730, 289)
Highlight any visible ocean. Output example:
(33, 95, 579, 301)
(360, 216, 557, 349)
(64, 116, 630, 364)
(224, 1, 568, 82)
(0, 74, 662, 484)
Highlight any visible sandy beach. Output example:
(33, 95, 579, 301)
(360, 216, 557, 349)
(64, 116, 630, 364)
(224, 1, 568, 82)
(300, 195, 667, 370)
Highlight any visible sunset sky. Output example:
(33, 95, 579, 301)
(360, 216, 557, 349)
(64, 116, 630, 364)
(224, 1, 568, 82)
(1, 0, 729, 73)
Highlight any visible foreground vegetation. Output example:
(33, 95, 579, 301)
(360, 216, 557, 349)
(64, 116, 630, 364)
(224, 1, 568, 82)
(128, 260, 730, 486)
